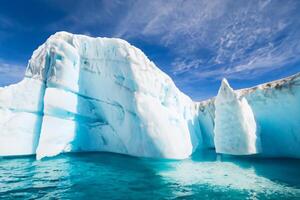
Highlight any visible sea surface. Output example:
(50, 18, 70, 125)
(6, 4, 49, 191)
(1, 150, 300, 199)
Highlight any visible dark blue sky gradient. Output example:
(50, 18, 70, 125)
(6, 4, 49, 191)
(0, 0, 300, 100)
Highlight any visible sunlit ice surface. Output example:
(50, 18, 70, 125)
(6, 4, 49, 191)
(1, 150, 300, 199)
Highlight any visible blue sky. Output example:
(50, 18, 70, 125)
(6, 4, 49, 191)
(0, 0, 300, 100)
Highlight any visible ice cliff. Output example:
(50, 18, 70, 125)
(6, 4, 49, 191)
(0, 32, 299, 159)
(197, 73, 300, 158)
(0, 32, 200, 159)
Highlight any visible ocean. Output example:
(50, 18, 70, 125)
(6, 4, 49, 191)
(1, 150, 300, 199)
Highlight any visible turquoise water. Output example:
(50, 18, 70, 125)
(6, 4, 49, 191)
(1, 150, 300, 199)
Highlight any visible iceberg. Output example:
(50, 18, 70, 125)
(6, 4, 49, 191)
(0, 31, 299, 159)
(198, 73, 300, 158)
(214, 79, 260, 155)
(0, 32, 200, 159)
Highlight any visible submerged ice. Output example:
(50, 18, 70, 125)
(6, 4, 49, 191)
(0, 32, 299, 159)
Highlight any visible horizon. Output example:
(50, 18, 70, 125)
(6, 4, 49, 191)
(0, 0, 300, 100)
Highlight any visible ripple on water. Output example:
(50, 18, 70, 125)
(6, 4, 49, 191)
(0, 151, 300, 199)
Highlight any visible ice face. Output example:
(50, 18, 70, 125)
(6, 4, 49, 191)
(0, 78, 45, 156)
(196, 100, 215, 149)
(214, 79, 260, 155)
(242, 75, 300, 157)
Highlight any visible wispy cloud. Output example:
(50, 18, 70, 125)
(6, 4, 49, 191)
(0, 59, 25, 86)
(45, 0, 128, 35)
(0, 14, 15, 43)
(0, 15, 14, 29)
(43, 0, 300, 82)
(113, 0, 300, 81)
(0, 0, 299, 99)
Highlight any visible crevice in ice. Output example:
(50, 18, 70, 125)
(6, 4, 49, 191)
(197, 101, 215, 149)
(34, 45, 59, 158)
(45, 108, 107, 124)
(46, 81, 136, 116)
(0, 106, 44, 116)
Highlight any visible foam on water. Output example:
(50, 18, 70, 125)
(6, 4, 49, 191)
(160, 160, 300, 197)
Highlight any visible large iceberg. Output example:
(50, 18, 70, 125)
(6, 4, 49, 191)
(0, 32, 200, 159)
(0, 32, 299, 159)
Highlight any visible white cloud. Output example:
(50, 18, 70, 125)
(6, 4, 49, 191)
(113, 0, 300, 81)
(0, 59, 25, 86)
(46, 0, 127, 34)
(43, 0, 300, 83)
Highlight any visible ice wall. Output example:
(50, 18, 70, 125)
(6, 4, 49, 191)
(198, 73, 300, 158)
(241, 75, 300, 157)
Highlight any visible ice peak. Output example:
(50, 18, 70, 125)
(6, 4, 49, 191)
(214, 78, 260, 155)
(217, 78, 236, 103)
(221, 78, 229, 86)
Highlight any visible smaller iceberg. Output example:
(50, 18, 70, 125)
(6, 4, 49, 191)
(214, 79, 260, 155)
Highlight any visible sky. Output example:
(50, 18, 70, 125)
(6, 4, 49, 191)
(0, 0, 300, 100)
